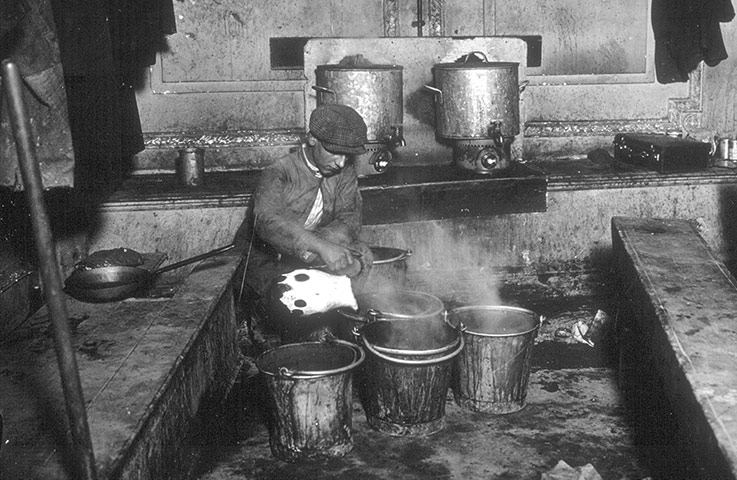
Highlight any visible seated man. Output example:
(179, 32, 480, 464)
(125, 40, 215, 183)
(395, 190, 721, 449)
(236, 103, 373, 343)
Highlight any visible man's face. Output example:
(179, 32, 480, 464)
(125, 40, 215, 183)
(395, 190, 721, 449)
(313, 140, 349, 177)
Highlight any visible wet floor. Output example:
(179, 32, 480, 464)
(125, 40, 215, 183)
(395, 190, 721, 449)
(191, 271, 702, 480)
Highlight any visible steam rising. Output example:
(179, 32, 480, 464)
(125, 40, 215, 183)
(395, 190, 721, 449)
(372, 221, 503, 308)
(356, 222, 504, 349)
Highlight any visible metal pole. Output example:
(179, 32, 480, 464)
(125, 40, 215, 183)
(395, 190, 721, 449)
(1, 59, 98, 480)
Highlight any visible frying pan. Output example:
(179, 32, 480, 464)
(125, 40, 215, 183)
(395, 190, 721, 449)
(64, 244, 235, 302)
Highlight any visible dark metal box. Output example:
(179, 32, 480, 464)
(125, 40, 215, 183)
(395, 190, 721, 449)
(613, 133, 711, 172)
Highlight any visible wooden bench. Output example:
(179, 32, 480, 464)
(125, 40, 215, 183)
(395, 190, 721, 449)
(612, 216, 737, 479)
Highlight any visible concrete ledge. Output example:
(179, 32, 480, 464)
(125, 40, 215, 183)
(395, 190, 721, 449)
(359, 163, 546, 224)
(0, 255, 242, 480)
(99, 163, 548, 223)
(101, 160, 737, 214)
(612, 216, 737, 479)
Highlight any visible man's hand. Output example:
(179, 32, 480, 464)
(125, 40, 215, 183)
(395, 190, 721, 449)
(315, 239, 357, 272)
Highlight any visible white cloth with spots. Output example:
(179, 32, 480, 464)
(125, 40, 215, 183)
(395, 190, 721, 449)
(276, 269, 357, 316)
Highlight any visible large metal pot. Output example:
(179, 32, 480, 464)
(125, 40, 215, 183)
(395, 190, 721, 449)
(315, 64, 403, 143)
(425, 52, 521, 139)
(335, 289, 445, 346)
(337, 289, 445, 328)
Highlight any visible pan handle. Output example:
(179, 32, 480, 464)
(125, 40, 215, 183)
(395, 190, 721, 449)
(153, 244, 235, 275)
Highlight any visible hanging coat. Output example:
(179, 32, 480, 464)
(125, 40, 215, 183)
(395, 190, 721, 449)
(652, 0, 736, 83)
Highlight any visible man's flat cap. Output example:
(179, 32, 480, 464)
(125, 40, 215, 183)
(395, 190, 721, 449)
(309, 104, 367, 155)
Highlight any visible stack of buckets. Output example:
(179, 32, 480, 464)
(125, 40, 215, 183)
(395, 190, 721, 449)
(256, 290, 540, 462)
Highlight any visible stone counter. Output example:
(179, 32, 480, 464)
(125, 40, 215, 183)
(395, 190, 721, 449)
(0, 254, 242, 480)
(612, 216, 737, 479)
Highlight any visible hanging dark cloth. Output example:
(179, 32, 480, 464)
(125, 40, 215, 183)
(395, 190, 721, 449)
(106, 0, 177, 161)
(0, 0, 79, 189)
(652, 0, 736, 83)
(107, 0, 177, 88)
(49, 0, 176, 193)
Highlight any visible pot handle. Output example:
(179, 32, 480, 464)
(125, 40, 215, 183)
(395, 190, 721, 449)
(339, 306, 383, 326)
(365, 308, 383, 323)
(443, 310, 468, 332)
(312, 85, 337, 102)
(352, 325, 362, 338)
(338, 308, 364, 323)
(424, 85, 443, 104)
(461, 51, 488, 64)
(276, 340, 365, 378)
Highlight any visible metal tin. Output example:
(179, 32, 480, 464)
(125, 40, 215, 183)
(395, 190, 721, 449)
(315, 64, 403, 143)
(176, 148, 205, 187)
(429, 59, 520, 139)
(718, 138, 731, 159)
(613, 133, 711, 172)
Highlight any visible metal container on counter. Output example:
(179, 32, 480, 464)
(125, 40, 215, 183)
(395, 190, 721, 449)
(425, 52, 521, 139)
(718, 138, 731, 159)
(176, 148, 205, 187)
(315, 63, 404, 143)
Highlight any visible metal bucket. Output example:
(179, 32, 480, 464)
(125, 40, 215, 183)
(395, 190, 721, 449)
(256, 340, 365, 461)
(315, 64, 403, 143)
(355, 319, 463, 436)
(358, 246, 412, 294)
(336, 289, 445, 342)
(447, 305, 540, 414)
(426, 53, 520, 139)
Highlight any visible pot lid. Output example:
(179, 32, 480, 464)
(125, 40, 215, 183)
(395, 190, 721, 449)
(316, 64, 403, 71)
(433, 61, 519, 70)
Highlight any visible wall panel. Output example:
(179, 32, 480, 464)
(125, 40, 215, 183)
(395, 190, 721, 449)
(134, 0, 705, 170)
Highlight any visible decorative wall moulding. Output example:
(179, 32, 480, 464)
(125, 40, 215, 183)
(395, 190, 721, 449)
(526, 65, 703, 137)
(143, 130, 303, 150)
(382, 0, 398, 37)
(144, 0, 702, 145)
(524, 119, 674, 138)
(148, 70, 305, 95)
